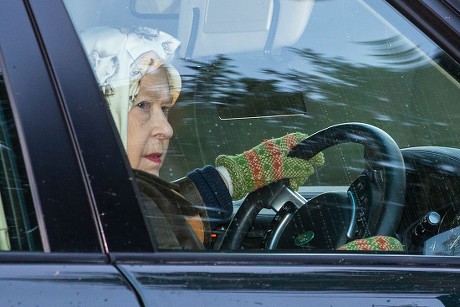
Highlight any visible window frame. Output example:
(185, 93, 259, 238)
(385, 0, 460, 63)
(0, 0, 149, 253)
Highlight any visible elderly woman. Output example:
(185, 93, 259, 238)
(81, 27, 402, 252)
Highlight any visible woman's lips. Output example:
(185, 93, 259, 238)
(144, 153, 162, 164)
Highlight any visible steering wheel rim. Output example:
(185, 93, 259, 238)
(220, 122, 406, 251)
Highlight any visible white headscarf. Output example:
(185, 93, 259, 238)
(80, 26, 181, 146)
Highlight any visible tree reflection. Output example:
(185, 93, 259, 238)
(165, 37, 460, 182)
(178, 35, 437, 113)
(175, 36, 458, 137)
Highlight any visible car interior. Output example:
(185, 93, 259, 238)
(1, 0, 459, 255)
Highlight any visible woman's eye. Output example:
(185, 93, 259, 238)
(136, 101, 151, 110)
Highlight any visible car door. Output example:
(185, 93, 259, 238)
(3, 0, 460, 306)
(0, 1, 143, 305)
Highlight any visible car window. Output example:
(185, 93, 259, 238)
(64, 0, 460, 254)
(0, 67, 42, 251)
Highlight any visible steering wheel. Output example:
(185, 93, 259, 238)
(220, 123, 406, 251)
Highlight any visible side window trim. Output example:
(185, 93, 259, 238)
(0, 0, 101, 252)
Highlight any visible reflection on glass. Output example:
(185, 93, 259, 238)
(63, 0, 460, 254)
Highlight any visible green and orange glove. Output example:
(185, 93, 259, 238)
(215, 132, 325, 200)
(338, 236, 404, 251)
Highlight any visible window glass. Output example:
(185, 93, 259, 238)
(64, 0, 460, 254)
(0, 67, 42, 251)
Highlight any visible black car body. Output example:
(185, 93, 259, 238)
(0, 0, 460, 306)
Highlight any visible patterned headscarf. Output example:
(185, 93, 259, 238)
(80, 26, 181, 146)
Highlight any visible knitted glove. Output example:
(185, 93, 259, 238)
(215, 132, 325, 200)
(338, 236, 404, 251)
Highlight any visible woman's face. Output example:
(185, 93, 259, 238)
(127, 66, 173, 176)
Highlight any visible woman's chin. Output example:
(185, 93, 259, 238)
(130, 158, 161, 176)
(139, 164, 161, 176)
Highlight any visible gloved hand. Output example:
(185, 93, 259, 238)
(337, 236, 404, 251)
(215, 132, 325, 200)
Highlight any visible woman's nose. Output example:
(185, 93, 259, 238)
(152, 108, 173, 139)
